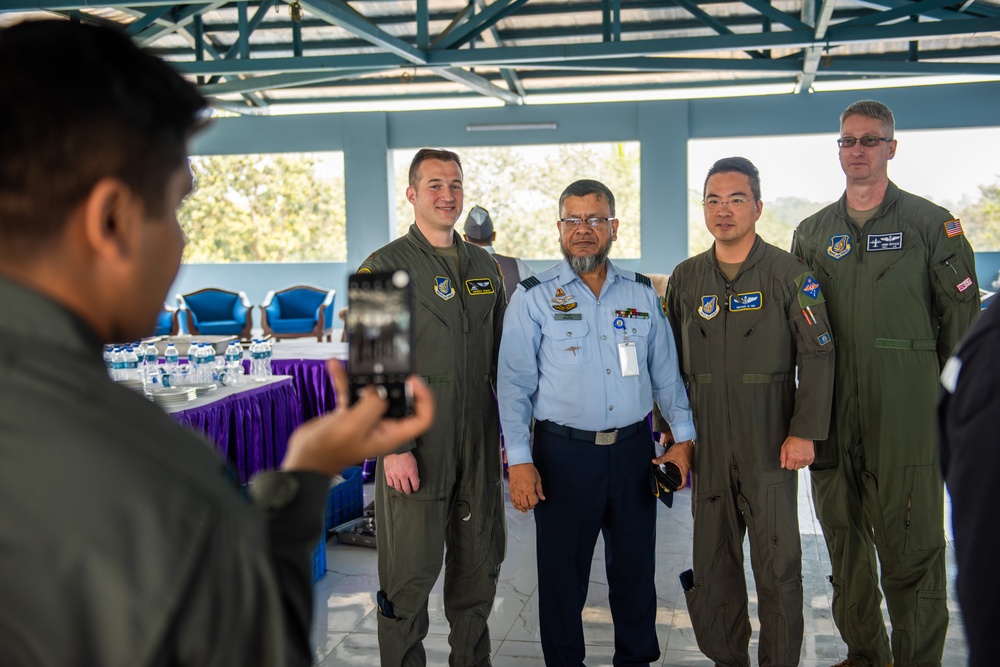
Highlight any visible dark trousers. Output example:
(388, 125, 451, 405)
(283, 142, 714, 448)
(533, 422, 659, 667)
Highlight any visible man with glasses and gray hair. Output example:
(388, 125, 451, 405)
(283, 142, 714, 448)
(654, 156, 835, 666)
(792, 100, 980, 667)
(497, 179, 695, 666)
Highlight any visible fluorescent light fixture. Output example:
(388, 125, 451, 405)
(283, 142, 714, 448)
(526, 83, 792, 106)
(812, 74, 1000, 93)
(466, 122, 558, 132)
(268, 96, 504, 115)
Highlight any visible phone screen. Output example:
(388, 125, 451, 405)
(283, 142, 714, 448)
(346, 270, 414, 417)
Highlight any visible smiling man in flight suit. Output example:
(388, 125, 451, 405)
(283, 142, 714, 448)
(358, 148, 507, 667)
(657, 157, 835, 666)
(792, 100, 980, 667)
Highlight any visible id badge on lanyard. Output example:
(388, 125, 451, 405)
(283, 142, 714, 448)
(614, 317, 639, 377)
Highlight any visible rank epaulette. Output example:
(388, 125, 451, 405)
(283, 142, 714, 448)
(634, 272, 652, 288)
(519, 276, 541, 291)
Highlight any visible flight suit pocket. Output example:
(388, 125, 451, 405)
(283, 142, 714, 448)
(900, 464, 946, 553)
(540, 318, 591, 364)
(692, 489, 728, 564)
(766, 476, 800, 573)
(930, 253, 976, 306)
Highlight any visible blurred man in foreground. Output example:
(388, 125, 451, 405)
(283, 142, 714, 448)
(0, 19, 433, 667)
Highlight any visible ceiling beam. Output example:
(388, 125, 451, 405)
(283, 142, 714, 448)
(296, 0, 427, 64)
(795, 0, 838, 93)
(839, 0, 974, 28)
(433, 0, 529, 51)
(740, 0, 812, 31)
(132, 0, 227, 44)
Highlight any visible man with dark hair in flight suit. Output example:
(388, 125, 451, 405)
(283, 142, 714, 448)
(359, 148, 507, 667)
(657, 157, 835, 666)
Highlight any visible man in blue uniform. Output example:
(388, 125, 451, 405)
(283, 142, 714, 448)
(497, 179, 696, 666)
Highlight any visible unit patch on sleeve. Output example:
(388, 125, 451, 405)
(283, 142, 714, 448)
(659, 296, 668, 317)
(944, 219, 965, 238)
(801, 277, 821, 299)
(827, 234, 852, 260)
(867, 232, 903, 252)
(466, 278, 495, 295)
(957, 277, 974, 293)
(817, 332, 832, 346)
(729, 291, 763, 312)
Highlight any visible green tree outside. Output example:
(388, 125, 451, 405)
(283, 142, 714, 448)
(179, 154, 346, 263)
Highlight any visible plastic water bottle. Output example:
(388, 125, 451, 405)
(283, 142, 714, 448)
(123, 345, 140, 380)
(261, 339, 272, 378)
(103, 345, 115, 376)
(144, 342, 159, 375)
(224, 341, 244, 385)
(111, 346, 125, 381)
(191, 343, 206, 383)
(249, 339, 264, 382)
(164, 343, 179, 373)
(203, 343, 217, 382)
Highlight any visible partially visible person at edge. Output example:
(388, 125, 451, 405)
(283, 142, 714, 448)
(463, 204, 536, 301)
(0, 19, 434, 667)
(497, 179, 696, 667)
(937, 296, 1000, 667)
(358, 148, 507, 667)
(791, 99, 980, 667)
(654, 156, 835, 666)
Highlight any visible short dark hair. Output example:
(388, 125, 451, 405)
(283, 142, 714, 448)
(703, 157, 761, 201)
(0, 20, 206, 258)
(558, 179, 616, 217)
(408, 148, 463, 187)
(840, 99, 895, 137)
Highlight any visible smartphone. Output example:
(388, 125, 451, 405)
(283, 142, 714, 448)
(346, 269, 415, 418)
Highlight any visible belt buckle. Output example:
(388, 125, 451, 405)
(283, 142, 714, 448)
(595, 430, 618, 445)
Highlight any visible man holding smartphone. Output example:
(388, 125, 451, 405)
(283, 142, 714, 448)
(0, 20, 435, 667)
(357, 149, 507, 667)
(656, 157, 835, 666)
(497, 179, 695, 666)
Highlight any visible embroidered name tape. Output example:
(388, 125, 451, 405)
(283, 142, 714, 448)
(867, 232, 903, 252)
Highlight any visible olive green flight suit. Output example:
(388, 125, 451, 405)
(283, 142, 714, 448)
(660, 236, 835, 666)
(792, 182, 980, 667)
(359, 224, 507, 667)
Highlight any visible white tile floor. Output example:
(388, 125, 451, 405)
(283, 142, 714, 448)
(310, 471, 967, 666)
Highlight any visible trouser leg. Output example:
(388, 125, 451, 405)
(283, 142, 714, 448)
(811, 445, 891, 667)
(376, 462, 448, 667)
(533, 429, 607, 667)
(602, 428, 660, 667)
(742, 470, 803, 667)
(443, 469, 506, 666)
(686, 444, 752, 667)
(865, 461, 949, 667)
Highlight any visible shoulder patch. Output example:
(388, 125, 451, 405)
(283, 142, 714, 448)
(634, 272, 652, 288)
(794, 271, 825, 308)
(519, 276, 541, 291)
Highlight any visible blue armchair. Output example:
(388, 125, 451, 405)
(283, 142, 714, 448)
(152, 302, 179, 336)
(261, 285, 336, 342)
(177, 288, 252, 339)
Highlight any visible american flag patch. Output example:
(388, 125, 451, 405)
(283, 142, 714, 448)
(944, 219, 964, 237)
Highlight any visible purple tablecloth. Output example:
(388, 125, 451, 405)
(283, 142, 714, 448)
(242, 358, 335, 422)
(170, 378, 303, 483)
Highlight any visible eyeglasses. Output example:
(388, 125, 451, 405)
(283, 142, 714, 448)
(703, 197, 754, 209)
(837, 135, 893, 148)
(558, 217, 614, 229)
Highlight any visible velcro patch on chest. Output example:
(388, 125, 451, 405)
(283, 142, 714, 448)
(728, 291, 762, 312)
(867, 232, 903, 252)
(466, 278, 495, 295)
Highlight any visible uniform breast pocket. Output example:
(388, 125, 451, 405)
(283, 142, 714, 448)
(615, 318, 652, 366)
(540, 318, 592, 365)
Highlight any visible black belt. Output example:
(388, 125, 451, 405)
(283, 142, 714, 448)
(534, 419, 646, 445)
